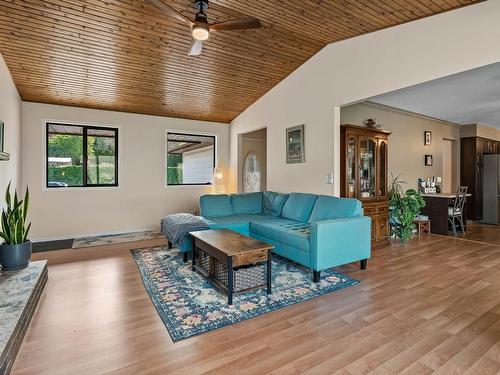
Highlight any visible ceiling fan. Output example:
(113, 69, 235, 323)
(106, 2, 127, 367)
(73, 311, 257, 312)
(146, 0, 262, 56)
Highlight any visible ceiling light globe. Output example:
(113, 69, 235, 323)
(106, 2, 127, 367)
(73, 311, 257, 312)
(192, 25, 209, 41)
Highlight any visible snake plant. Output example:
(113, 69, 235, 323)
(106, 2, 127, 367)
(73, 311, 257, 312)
(0, 182, 31, 245)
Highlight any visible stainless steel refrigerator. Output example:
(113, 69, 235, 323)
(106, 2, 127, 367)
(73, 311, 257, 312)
(482, 154, 500, 224)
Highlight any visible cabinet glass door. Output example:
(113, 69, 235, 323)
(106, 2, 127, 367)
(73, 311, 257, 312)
(346, 137, 356, 198)
(359, 137, 376, 199)
(379, 140, 387, 197)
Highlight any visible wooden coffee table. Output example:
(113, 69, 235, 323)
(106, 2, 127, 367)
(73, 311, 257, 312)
(189, 229, 274, 305)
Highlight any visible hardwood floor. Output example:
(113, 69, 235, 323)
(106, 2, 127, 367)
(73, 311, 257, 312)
(454, 223, 500, 246)
(11, 235, 500, 374)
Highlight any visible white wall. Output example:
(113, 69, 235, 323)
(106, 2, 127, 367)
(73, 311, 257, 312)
(340, 102, 460, 191)
(229, 1, 500, 196)
(0, 54, 22, 208)
(22, 102, 229, 240)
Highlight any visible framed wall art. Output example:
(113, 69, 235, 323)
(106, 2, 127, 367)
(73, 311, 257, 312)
(425, 154, 433, 166)
(0, 121, 4, 153)
(0, 120, 8, 161)
(424, 131, 432, 146)
(286, 125, 305, 164)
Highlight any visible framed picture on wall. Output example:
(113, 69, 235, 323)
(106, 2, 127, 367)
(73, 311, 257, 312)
(286, 125, 305, 164)
(0, 120, 9, 161)
(0, 121, 4, 152)
(425, 154, 433, 166)
(424, 131, 432, 146)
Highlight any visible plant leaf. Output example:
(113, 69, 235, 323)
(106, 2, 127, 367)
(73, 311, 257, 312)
(23, 186, 29, 224)
(5, 181, 11, 211)
(2, 183, 30, 245)
(13, 190, 18, 211)
(23, 222, 31, 242)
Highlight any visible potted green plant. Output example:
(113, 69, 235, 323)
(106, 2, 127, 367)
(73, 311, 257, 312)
(388, 175, 425, 243)
(0, 182, 31, 271)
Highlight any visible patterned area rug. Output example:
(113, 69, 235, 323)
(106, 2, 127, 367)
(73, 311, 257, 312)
(131, 246, 359, 341)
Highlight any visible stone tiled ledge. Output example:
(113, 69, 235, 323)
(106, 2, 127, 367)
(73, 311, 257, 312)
(0, 261, 48, 375)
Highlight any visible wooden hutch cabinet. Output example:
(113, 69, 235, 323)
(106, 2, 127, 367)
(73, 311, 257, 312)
(341, 124, 392, 243)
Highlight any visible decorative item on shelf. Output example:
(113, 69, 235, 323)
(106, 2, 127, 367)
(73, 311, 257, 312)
(212, 166, 224, 193)
(424, 131, 432, 146)
(286, 124, 305, 164)
(0, 182, 32, 270)
(425, 154, 433, 166)
(363, 118, 381, 129)
(418, 177, 437, 193)
(436, 176, 442, 193)
(388, 174, 426, 243)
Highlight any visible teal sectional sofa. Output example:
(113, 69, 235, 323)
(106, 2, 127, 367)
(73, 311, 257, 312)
(170, 191, 371, 282)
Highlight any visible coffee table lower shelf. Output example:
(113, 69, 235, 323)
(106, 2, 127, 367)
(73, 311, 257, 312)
(190, 230, 273, 305)
(193, 262, 268, 292)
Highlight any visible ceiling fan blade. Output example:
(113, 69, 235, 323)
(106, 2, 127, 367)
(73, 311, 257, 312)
(188, 39, 203, 56)
(209, 16, 261, 31)
(146, 0, 194, 27)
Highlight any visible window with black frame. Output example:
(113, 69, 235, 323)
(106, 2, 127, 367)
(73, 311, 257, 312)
(46, 123, 118, 188)
(166, 132, 215, 186)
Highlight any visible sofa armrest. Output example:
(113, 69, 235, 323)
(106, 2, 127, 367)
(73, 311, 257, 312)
(309, 216, 371, 271)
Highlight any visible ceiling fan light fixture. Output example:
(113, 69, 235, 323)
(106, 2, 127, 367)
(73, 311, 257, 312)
(192, 24, 209, 40)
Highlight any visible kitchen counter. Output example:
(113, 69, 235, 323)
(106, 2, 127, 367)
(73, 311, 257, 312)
(420, 193, 472, 198)
(421, 193, 471, 235)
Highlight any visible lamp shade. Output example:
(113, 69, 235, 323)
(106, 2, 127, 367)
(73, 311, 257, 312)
(213, 166, 224, 193)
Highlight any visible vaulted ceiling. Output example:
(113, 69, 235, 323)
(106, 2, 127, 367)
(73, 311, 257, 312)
(0, 0, 480, 123)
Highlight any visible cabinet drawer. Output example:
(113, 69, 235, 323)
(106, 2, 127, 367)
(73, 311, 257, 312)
(363, 205, 377, 215)
(377, 205, 389, 214)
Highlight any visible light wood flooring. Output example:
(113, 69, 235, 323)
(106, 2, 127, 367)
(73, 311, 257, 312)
(11, 233, 500, 374)
(455, 223, 500, 246)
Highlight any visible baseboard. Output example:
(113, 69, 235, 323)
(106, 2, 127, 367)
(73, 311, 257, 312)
(32, 239, 75, 253)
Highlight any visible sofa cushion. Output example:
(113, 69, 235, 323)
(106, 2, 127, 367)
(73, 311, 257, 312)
(250, 219, 310, 252)
(308, 196, 362, 223)
(262, 191, 289, 217)
(199, 194, 233, 217)
(205, 214, 257, 235)
(230, 192, 263, 214)
(281, 193, 318, 222)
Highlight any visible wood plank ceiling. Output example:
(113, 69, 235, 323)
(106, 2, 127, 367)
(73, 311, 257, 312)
(0, 0, 480, 123)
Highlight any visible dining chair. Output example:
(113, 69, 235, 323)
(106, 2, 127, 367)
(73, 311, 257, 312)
(448, 186, 468, 236)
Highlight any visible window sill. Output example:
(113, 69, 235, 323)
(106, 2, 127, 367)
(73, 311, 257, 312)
(164, 184, 213, 190)
(43, 185, 121, 192)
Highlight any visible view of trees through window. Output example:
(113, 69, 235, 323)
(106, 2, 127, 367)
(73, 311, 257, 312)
(166, 133, 215, 185)
(47, 123, 118, 187)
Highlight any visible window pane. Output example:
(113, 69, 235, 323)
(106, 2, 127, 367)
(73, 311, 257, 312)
(87, 129, 117, 185)
(47, 124, 83, 187)
(166, 133, 215, 185)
